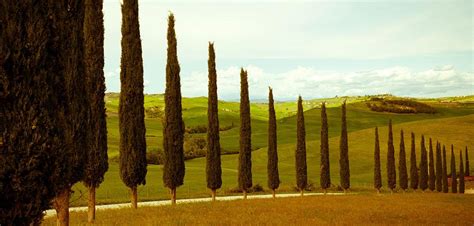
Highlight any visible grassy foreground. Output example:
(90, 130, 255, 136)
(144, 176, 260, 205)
(43, 193, 474, 225)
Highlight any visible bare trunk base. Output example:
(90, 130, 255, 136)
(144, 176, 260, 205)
(300, 189, 304, 197)
(323, 189, 327, 195)
(54, 188, 70, 226)
(170, 188, 177, 205)
(211, 189, 216, 201)
(272, 189, 276, 198)
(376, 189, 381, 194)
(88, 186, 96, 223)
(243, 190, 247, 199)
(131, 187, 138, 209)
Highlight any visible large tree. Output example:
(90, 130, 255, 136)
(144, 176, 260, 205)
(206, 43, 222, 201)
(410, 133, 418, 190)
(387, 120, 396, 192)
(374, 127, 382, 193)
(163, 13, 185, 205)
(466, 147, 470, 176)
(428, 139, 436, 191)
(339, 101, 350, 192)
(296, 96, 308, 196)
(267, 87, 280, 198)
(442, 145, 449, 193)
(399, 130, 408, 191)
(450, 146, 457, 193)
(435, 142, 442, 192)
(119, 0, 147, 209)
(83, 0, 109, 222)
(459, 150, 465, 194)
(238, 68, 252, 198)
(419, 135, 428, 191)
(320, 102, 331, 193)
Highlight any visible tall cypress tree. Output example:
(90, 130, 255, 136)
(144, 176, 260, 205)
(466, 147, 470, 176)
(442, 145, 449, 193)
(296, 96, 308, 196)
(163, 13, 185, 205)
(339, 101, 350, 192)
(435, 142, 442, 192)
(419, 135, 428, 191)
(206, 43, 222, 201)
(374, 127, 382, 193)
(410, 132, 418, 190)
(238, 68, 252, 198)
(119, 0, 147, 209)
(459, 150, 465, 194)
(450, 146, 457, 193)
(320, 102, 331, 193)
(83, 0, 109, 222)
(399, 130, 408, 191)
(428, 138, 435, 191)
(267, 87, 280, 198)
(387, 120, 396, 192)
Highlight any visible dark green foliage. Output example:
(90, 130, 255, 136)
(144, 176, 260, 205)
(367, 98, 436, 114)
(450, 146, 457, 193)
(428, 139, 435, 191)
(267, 87, 280, 190)
(238, 68, 252, 191)
(419, 135, 428, 191)
(459, 150, 465, 194)
(320, 102, 331, 190)
(387, 120, 396, 191)
(339, 101, 350, 190)
(119, 0, 147, 189)
(435, 142, 442, 192)
(206, 43, 222, 191)
(410, 133, 418, 190)
(442, 145, 449, 193)
(163, 13, 185, 189)
(295, 96, 308, 191)
(398, 130, 408, 190)
(83, 0, 109, 189)
(466, 147, 470, 176)
(374, 127, 382, 191)
(0, 1, 84, 224)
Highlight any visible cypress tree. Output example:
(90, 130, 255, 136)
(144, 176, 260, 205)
(387, 120, 396, 192)
(119, 0, 147, 209)
(419, 135, 428, 191)
(410, 132, 418, 190)
(435, 142, 442, 192)
(238, 68, 252, 198)
(206, 43, 222, 201)
(267, 87, 280, 198)
(296, 96, 308, 196)
(374, 127, 382, 193)
(442, 145, 449, 193)
(428, 138, 435, 191)
(399, 130, 408, 191)
(450, 146, 457, 193)
(83, 0, 109, 222)
(466, 147, 470, 176)
(459, 150, 465, 194)
(339, 101, 350, 192)
(163, 13, 185, 205)
(320, 102, 331, 193)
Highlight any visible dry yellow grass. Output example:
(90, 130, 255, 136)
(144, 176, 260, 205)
(43, 193, 474, 225)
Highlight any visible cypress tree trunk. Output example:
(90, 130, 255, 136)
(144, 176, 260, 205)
(163, 13, 185, 205)
(442, 145, 449, 193)
(267, 87, 280, 194)
(320, 102, 331, 192)
(374, 127, 382, 193)
(428, 139, 436, 191)
(296, 96, 308, 195)
(339, 101, 350, 191)
(131, 187, 138, 208)
(435, 142, 442, 192)
(387, 120, 396, 192)
(450, 146, 457, 193)
(399, 130, 408, 191)
(459, 150, 465, 194)
(419, 135, 428, 191)
(206, 43, 222, 198)
(54, 189, 71, 226)
(83, 0, 108, 221)
(409, 133, 418, 190)
(238, 68, 252, 196)
(119, 0, 147, 207)
(466, 147, 470, 176)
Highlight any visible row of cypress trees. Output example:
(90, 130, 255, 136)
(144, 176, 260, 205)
(374, 121, 469, 194)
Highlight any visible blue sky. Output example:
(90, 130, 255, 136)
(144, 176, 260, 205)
(103, 0, 473, 100)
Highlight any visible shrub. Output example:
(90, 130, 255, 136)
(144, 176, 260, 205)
(145, 106, 164, 119)
(184, 137, 207, 160)
(367, 98, 436, 114)
(146, 148, 164, 165)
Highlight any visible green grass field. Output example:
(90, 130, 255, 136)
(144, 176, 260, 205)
(65, 95, 474, 207)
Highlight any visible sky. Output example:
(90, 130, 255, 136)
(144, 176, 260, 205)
(103, 0, 473, 100)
